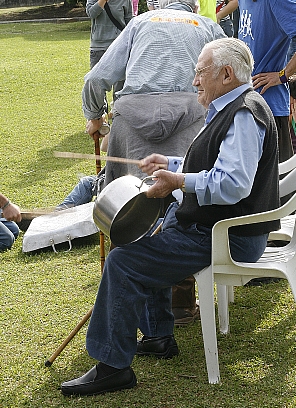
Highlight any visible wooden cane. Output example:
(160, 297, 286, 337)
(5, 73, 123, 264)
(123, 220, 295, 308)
(44, 132, 106, 367)
(44, 307, 93, 366)
(93, 131, 106, 270)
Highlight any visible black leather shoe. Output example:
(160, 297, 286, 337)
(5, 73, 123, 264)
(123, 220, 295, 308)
(61, 365, 137, 396)
(136, 335, 179, 359)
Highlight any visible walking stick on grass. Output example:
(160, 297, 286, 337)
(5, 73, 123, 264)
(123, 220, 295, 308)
(44, 131, 107, 366)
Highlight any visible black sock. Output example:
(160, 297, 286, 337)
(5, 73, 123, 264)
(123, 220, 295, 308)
(96, 362, 124, 379)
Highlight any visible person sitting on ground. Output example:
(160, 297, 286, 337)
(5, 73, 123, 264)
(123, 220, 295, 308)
(60, 37, 280, 397)
(56, 169, 105, 211)
(0, 193, 21, 251)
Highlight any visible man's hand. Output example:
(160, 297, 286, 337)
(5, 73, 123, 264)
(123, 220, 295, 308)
(3, 202, 21, 223)
(252, 72, 281, 95)
(139, 154, 169, 175)
(145, 169, 184, 199)
(86, 118, 104, 139)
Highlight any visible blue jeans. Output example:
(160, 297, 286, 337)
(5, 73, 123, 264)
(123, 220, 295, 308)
(57, 176, 97, 209)
(220, 18, 234, 37)
(0, 218, 19, 250)
(86, 202, 268, 368)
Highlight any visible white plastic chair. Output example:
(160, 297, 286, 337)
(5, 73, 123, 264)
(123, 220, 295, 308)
(278, 153, 296, 175)
(194, 160, 296, 383)
(200, 191, 296, 338)
(193, 267, 220, 384)
(227, 160, 296, 310)
(268, 166, 296, 241)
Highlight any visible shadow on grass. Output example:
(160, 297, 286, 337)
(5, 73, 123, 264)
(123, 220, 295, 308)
(13, 131, 97, 190)
(0, 20, 90, 41)
(218, 281, 296, 390)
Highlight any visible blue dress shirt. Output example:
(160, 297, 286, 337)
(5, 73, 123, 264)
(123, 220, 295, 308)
(168, 84, 266, 206)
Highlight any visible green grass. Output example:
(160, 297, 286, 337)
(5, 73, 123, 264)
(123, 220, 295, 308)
(2, 21, 296, 408)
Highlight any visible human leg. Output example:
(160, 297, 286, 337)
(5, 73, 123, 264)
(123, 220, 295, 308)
(90, 50, 105, 70)
(62, 202, 268, 397)
(84, 204, 215, 368)
(86, 203, 267, 367)
(57, 175, 97, 209)
(62, 223, 267, 395)
(137, 289, 179, 359)
(138, 288, 174, 337)
(0, 219, 19, 250)
(275, 116, 294, 207)
(219, 18, 234, 37)
(232, 7, 239, 38)
(172, 276, 199, 326)
(275, 116, 293, 164)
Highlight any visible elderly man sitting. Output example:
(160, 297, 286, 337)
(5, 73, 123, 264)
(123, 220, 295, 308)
(61, 37, 279, 396)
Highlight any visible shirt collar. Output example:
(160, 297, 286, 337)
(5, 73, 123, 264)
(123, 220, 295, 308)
(205, 83, 252, 124)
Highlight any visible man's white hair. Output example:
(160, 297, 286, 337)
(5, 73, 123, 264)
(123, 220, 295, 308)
(203, 38, 254, 84)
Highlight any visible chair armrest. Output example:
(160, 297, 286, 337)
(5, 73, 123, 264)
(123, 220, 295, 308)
(279, 167, 296, 197)
(279, 154, 296, 175)
(211, 192, 296, 266)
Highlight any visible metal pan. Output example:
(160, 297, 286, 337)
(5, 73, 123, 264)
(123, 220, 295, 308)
(93, 175, 162, 246)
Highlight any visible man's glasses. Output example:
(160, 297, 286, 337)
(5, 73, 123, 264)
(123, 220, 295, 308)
(194, 64, 213, 76)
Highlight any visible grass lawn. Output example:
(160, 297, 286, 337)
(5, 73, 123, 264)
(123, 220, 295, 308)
(1, 20, 296, 408)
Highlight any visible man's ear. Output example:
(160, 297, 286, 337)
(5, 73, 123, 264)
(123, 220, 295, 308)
(222, 65, 234, 83)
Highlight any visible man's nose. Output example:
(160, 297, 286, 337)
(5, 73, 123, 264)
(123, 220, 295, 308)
(192, 76, 200, 87)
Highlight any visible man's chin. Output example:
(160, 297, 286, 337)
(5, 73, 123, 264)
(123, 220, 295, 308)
(197, 94, 206, 108)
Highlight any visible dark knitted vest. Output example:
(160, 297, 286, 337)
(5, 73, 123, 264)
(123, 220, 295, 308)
(176, 89, 280, 236)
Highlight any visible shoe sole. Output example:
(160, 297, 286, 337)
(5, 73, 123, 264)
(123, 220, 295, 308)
(136, 345, 179, 359)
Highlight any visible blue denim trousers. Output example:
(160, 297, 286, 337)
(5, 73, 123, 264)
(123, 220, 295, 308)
(86, 202, 268, 368)
(0, 218, 19, 250)
(219, 18, 234, 37)
(57, 176, 97, 209)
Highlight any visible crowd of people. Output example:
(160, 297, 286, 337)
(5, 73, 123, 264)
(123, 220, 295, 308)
(2, 0, 296, 398)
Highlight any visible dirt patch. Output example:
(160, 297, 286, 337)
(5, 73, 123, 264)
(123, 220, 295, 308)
(0, 4, 87, 21)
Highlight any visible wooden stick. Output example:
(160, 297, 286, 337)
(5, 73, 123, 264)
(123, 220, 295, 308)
(54, 151, 167, 169)
(151, 221, 163, 236)
(20, 208, 56, 219)
(54, 151, 141, 165)
(44, 307, 93, 366)
(93, 133, 106, 272)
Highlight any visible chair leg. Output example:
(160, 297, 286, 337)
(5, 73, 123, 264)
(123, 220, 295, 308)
(228, 285, 234, 303)
(194, 268, 220, 384)
(216, 284, 230, 334)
